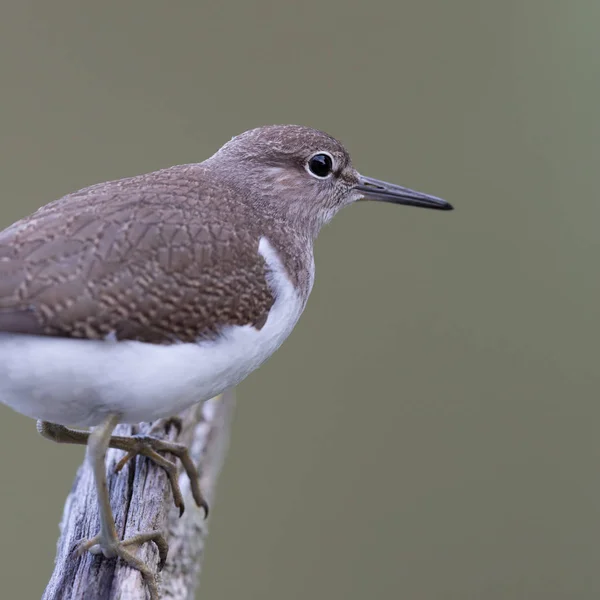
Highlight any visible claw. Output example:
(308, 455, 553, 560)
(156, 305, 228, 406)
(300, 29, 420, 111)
(114, 450, 136, 473)
(111, 434, 208, 516)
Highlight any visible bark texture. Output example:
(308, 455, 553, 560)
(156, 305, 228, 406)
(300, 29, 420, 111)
(43, 390, 236, 600)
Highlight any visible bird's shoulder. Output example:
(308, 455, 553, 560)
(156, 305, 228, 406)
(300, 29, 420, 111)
(0, 165, 280, 343)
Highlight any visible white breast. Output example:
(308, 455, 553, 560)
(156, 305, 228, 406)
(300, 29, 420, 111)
(0, 237, 309, 427)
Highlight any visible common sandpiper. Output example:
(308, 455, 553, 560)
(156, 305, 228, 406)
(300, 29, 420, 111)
(0, 125, 452, 598)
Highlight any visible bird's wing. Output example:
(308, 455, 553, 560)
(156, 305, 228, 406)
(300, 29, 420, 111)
(0, 166, 275, 344)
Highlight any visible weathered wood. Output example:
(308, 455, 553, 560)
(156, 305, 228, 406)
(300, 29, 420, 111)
(43, 390, 236, 600)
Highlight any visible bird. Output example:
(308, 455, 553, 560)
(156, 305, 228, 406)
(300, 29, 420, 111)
(0, 125, 452, 598)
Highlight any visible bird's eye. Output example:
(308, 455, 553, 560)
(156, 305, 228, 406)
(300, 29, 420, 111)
(307, 153, 334, 178)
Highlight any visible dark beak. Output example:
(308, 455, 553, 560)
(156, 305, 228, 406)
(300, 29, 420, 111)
(355, 175, 453, 211)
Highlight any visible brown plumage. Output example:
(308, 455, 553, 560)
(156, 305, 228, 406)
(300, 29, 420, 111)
(0, 164, 276, 343)
(0, 124, 450, 347)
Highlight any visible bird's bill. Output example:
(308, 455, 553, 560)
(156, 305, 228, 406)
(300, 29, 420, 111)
(355, 175, 453, 211)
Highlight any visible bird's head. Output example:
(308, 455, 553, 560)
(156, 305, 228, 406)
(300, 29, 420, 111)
(207, 124, 452, 237)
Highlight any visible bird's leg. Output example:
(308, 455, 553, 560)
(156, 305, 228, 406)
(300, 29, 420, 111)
(37, 420, 91, 445)
(37, 419, 207, 516)
(75, 414, 168, 600)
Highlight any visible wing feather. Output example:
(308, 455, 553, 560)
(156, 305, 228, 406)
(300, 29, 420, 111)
(0, 165, 275, 344)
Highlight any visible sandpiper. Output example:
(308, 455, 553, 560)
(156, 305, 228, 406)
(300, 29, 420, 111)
(0, 125, 452, 597)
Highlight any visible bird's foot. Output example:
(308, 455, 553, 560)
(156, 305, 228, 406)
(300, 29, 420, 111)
(113, 433, 208, 517)
(77, 529, 168, 600)
(37, 419, 208, 517)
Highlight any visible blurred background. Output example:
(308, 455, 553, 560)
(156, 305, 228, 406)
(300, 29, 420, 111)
(1, 1, 599, 598)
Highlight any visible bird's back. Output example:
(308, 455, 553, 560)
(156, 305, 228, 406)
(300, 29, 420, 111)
(0, 164, 277, 344)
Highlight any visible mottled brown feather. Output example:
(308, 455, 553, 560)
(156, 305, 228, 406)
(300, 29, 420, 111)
(0, 164, 278, 344)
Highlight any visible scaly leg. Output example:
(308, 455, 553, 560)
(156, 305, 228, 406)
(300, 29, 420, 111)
(37, 418, 207, 517)
(74, 414, 168, 600)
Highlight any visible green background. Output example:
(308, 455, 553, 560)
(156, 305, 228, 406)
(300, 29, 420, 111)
(1, 1, 599, 598)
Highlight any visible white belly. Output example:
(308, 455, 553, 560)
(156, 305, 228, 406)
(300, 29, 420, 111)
(0, 238, 309, 427)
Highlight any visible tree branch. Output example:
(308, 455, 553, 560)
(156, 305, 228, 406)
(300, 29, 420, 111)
(43, 390, 236, 600)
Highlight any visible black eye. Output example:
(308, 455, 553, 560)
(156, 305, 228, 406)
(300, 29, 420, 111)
(307, 153, 333, 178)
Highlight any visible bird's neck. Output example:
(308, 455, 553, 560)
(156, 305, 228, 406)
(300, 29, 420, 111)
(258, 218, 315, 305)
